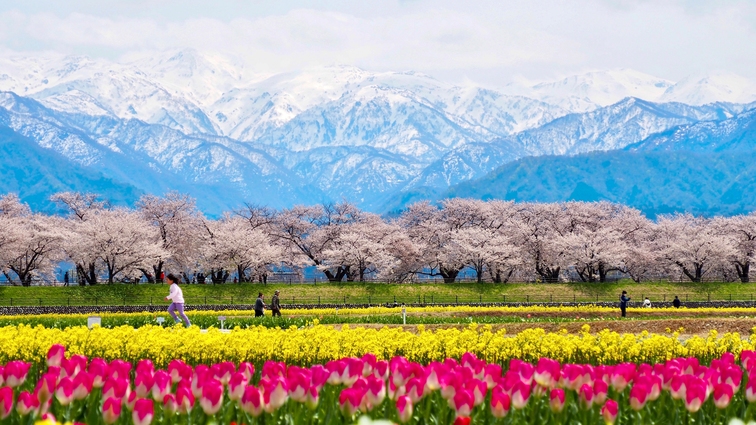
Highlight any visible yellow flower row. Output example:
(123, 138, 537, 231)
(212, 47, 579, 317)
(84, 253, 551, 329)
(0, 323, 752, 368)
(1, 304, 753, 322)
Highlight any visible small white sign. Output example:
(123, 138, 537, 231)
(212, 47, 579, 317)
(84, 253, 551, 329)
(87, 316, 101, 329)
(156, 317, 165, 324)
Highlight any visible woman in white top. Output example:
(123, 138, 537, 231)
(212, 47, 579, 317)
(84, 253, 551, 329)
(165, 274, 191, 327)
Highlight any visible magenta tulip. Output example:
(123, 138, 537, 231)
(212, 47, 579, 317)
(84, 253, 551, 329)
(133, 398, 154, 425)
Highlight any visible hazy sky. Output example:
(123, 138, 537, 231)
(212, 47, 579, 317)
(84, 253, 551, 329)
(1, 0, 755, 86)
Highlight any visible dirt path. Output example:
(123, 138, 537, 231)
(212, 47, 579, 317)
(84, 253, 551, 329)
(330, 318, 756, 338)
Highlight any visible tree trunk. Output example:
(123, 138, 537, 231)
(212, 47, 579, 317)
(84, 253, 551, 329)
(139, 268, 156, 283)
(536, 264, 560, 283)
(439, 267, 460, 284)
(153, 261, 164, 284)
(736, 262, 751, 283)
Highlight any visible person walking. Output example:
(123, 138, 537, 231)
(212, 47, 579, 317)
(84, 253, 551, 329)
(643, 297, 651, 308)
(63, 271, 69, 287)
(620, 290, 631, 318)
(271, 290, 282, 317)
(673, 295, 681, 308)
(254, 292, 266, 318)
(165, 273, 191, 327)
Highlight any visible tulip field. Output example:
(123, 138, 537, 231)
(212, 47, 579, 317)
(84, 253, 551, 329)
(2, 305, 756, 424)
(2, 344, 756, 425)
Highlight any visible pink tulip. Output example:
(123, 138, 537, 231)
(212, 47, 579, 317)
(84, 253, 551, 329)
(465, 379, 487, 406)
(579, 383, 594, 409)
(373, 361, 389, 380)
(3, 361, 31, 387)
(306, 386, 320, 410)
(339, 387, 365, 416)
(534, 358, 560, 388)
(109, 360, 132, 381)
(16, 391, 39, 416)
(362, 353, 377, 377)
(602, 399, 619, 425)
(511, 380, 531, 410)
(47, 344, 66, 366)
(343, 358, 364, 386)
(0, 387, 13, 419)
(239, 362, 255, 382)
(240, 385, 263, 417)
(721, 366, 742, 391)
(212, 361, 236, 385)
(55, 377, 75, 406)
(722, 352, 735, 364)
(72, 371, 93, 400)
(262, 361, 286, 380)
(163, 393, 178, 415)
(742, 350, 756, 372)
(326, 360, 347, 385)
(136, 359, 155, 377)
(229, 372, 250, 402)
(424, 362, 447, 391)
(262, 376, 289, 413)
(34, 373, 57, 404)
(450, 388, 474, 417)
(713, 383, 733, 409)
(593, 379, 608, 406)
(88, 358, 109, 388)
(102, 397, 122, 424)
(440, 370, 464, 400)
(396, 395, 413, 423)
(365, 375, 386, 407)
(168, 360, 192, 384)
(406, 377, 426, 403)
(46, 344, 66, 367)
(684, 379, 707, 413)
(549, 388, 565, 413)
(61, 358, 81, 379)
(103, 378, 129, 402)
(483, 364, 502, 390)
(310, 364, 330, 391)
(135, 372, 154, 399)
(192, 365, 210, 398)
(200, 378, 224, 415)
(176, 384, 195, 414)
(490, 387, 511, 418)
(151, 370, 172, 402)
(132, 398, 154, 425)
(611, 363, 636, 392)
(747, 374, 756, 403)
(126, 391, 138, 411)
(629, 383, 648, 411)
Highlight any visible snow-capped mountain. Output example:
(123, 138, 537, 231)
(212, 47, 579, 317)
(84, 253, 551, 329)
(2, 49, 756, 215)
(517, 69, 674, 112)
(659, 72, 756, 106)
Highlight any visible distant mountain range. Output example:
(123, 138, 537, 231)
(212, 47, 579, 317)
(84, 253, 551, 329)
(2, 49, 756, 216)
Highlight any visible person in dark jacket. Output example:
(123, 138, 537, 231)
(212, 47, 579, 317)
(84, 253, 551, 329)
(673, 296, 681, 308)
(254, 292, 266, 318)
(271, 290, 282, 317)
(620, 291, 631, 318)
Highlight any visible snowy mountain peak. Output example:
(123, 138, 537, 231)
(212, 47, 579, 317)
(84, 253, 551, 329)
(660, 71, 756, 106)
(523, 68, 673, 112)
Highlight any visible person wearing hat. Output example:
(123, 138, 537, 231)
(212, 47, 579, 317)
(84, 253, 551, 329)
(271, 290, 282, 317)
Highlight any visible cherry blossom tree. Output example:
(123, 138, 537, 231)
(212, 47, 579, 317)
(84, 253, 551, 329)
(656, 213, 735, 282)
(200, 214, 283, 283)
(714, 214, 756, 282)
(0, 195, 64, 286)
(274, 202, 361, 282)
(67, 208, 165, 284)
(52, 192, 109, 285)
(557, 202, 649, 282)
(136, 192, 205, 283)
(4, 215, 66, 286)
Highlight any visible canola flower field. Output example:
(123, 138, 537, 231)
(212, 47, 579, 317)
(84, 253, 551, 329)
(0, 322, 752, 369)
(1, 305, 755, 329)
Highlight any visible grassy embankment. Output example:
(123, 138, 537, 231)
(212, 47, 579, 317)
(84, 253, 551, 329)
(0, 281, 755, 306)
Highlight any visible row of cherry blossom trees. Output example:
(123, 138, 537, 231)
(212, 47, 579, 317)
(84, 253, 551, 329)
(1, 192, 754, 285)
